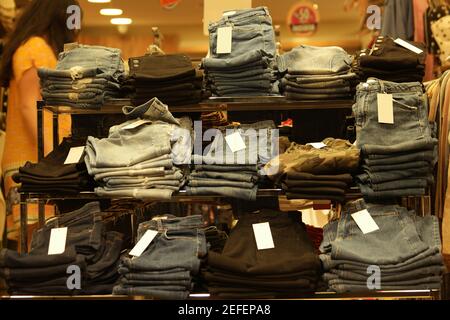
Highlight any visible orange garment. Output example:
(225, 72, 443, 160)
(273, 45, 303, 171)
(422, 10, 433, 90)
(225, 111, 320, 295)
(2, 36, 70, 242)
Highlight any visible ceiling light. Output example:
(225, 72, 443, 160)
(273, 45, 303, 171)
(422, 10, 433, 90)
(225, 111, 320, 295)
(100, 8, 123, 16)
(110, 18, 132, 25)
(88, 0, 111, 3)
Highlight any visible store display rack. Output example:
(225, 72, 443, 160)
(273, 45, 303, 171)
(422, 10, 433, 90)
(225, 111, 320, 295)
(17, 97, 356, 253)
(9, 98, 443, 300)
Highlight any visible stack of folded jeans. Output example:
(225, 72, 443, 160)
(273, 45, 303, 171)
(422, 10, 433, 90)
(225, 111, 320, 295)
(202, 7, 279, 97)
(277, 45, 357, 100)
(186, 121, 278, 200)
(282, 172, 354, 204)
(264, 138, 360, 202)
(113, 215, 207, 299)
(187, 164, 259, 201)
(205, 209, 322, 299)
(12, 138, 96, 194)
(352, 36, 426, 83)
(85, 98, 193, 200)
(39, 45, 126, 109)
(320, 199, 445, 293)
(354, 79, 437, 201)
(0, 202, 125, 295)
(125, 54, 205, 106)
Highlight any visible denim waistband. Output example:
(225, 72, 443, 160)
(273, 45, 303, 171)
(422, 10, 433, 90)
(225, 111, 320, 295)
(209, 6, 271, 30)
(357, 78, 424, 94)
(138, 216, 204, 234)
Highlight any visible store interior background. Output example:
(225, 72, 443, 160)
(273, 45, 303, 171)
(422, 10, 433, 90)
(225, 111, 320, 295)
(78, 0, 367, 60)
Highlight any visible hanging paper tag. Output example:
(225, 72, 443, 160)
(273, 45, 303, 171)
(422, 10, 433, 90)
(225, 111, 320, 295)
(48, 228, 68, 255)
(129, 230, 158, 257)
(252, 222, 275, 250)
(308, 142, 327, 149)
(64, 147, 85, 165)
(123, 119, 152, 130)
(225, 132, 246, 153)
(217, 26, 233, 54)
(377, 94, 394, 124)
(394, 38, 423, 54)
(351, 210, 380, 235)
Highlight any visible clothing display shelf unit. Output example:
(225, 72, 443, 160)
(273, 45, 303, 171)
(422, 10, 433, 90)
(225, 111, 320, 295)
(18, 97, 358, 254)
(10, 97, 441, 300)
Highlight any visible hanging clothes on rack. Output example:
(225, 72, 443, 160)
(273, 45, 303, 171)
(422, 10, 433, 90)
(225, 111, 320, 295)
(381, 0, 415, 40)
(425, 0, 450, 55)
(425, 69, 450, 270)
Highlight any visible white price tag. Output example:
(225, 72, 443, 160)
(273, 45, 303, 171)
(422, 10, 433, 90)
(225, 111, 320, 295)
(225, 132, 246, 153)
(129, 230, 158, 257)
(252, 222, 275, 250)
(64, 147, 85, 165)
(351, 210, 380, 235)
(48, 228, 68, 255)
(394, 38, 423, 54)
(377, 93, 394, 124)
(308, 142, 327, 149)
(123, 119, 151, 130)
(217, 26, 233, 54)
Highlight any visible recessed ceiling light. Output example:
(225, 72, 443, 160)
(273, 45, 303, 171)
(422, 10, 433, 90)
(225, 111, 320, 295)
(100, 8, 123, 16)
(110, 18, 132, 25)
(88, 0, 111, 3)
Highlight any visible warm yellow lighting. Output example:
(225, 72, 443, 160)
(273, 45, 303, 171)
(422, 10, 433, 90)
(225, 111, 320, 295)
(100, 8, 123, 16)
(110, 18, 132, 25)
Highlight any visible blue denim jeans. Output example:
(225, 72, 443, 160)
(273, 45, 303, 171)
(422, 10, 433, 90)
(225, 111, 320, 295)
(38, 67, 101, 80)
(357, 167, 431, 184)
(354, 79, 436, 155)
(197, 121, 278, 166)
(363, 150, 435, 166)
(122, 98, 180, 125)
(186, 186, 257, 201)
(203, 49, 271, 69)
(56, 45, 125, 82)
(209, 23, 276, 59)
(277, 45, 353, 75)
(330, 200, 433, 265)
(120, 215, 207, 273)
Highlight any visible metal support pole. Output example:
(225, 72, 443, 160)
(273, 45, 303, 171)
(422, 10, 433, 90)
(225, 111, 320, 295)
(37, 101, 45, 161)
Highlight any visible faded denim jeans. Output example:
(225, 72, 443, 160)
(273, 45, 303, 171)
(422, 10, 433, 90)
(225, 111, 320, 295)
(277, 45, 353, 75)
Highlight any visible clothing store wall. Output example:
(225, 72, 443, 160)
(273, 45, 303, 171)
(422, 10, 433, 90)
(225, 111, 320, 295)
(78, 0, 362, 59)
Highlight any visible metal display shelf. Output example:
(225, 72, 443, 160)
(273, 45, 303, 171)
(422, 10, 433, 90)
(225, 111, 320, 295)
(0, 290, 441, 301)
(39, 97, 354, 115)
(18, 188, 363, 253)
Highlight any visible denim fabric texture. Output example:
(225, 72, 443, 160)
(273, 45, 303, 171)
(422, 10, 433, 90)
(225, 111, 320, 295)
(113, 215, 206, 300)
(38, 45, 126, 109)
(353, 78, 437, 201)
(202, 7, 278, 97)
(319, 199, 445, 293)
